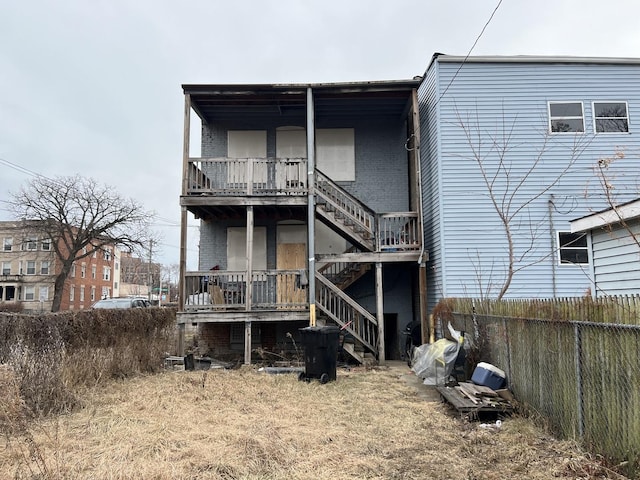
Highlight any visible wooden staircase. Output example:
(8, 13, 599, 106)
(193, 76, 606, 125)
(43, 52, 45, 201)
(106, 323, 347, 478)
(315, 170, 376, 251)
(315, 271, 378, 362)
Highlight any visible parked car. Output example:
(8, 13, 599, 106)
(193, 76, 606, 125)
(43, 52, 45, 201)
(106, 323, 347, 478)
(91, 298, 149, 309)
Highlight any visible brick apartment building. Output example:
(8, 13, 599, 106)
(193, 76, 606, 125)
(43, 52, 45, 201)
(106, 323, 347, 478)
(0, 220, 120, 312)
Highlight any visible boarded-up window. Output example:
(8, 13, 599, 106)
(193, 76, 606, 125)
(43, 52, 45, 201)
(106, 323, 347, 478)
(316, 128, 355, 181)
(227, 131, 267, 185)
(227, 227, 267, 271)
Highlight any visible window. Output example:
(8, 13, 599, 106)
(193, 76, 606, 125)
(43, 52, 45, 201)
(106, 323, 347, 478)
(91, 265, 97, 279)
(3, 238, 12, 251)
(593, 102, 629, 133)
(71, 263, 76, 278)
(80, 286, 85, 302)
(24, 286, 35, 301)
(2, 262, 10, 275)
(103, 266, 111, 281)
(91, 286, 96, 301)
(70, 285, 75, 302)
(558, 232, 588, 265)
(26, 261, 36, 275)
(41, 239, 51, 251)
(23, 237, 38, 251)
(549, 102, 584, 133)
(40, 261, 50, 275)
(227, 227, 267, 271)
(227, 130, 268, 185)
(103, 248, 112, 261)
(81, 263, 86, 278)
(101, 286, 110, 299)
(39, 287, 49, 302)
(316, 129, 356, 181)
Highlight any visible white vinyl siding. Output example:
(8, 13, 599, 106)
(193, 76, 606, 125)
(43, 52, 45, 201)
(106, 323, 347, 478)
(590, 220, 640, 296)
(423, 58, 640, 303)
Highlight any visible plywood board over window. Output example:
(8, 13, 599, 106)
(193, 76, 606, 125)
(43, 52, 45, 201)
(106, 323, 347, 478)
(227, 227, 267, 271)
(316, 128, 355, 181)
(227, 131, 268, 186)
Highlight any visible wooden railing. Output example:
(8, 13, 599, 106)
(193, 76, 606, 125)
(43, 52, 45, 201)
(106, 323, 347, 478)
(183, 270, 308, 311)
(377, 212, 421, 251)
(315, 170, 376, 241)
(187, 157, 307, 196)
(315, 271, 378, 354)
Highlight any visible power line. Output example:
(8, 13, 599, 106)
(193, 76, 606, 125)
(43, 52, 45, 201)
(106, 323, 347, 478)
(438, 0, 504, 102)
(0, 156, 57, 182)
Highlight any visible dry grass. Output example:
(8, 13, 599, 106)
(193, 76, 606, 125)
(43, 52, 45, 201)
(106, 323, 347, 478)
(0, 366, 628, 480)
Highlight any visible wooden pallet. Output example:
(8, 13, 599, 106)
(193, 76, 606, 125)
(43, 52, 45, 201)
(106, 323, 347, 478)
(437, 382, 513, 416)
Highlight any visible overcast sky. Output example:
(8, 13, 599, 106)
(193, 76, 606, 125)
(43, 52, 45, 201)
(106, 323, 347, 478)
(2, 0, 640, 267)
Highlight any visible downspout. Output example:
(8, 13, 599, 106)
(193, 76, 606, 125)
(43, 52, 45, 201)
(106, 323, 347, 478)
(306, 87, 316, 326)
(548, 195, 557, 298)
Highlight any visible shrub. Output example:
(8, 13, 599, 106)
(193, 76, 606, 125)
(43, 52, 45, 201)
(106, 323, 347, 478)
(0, 308, 177, 417)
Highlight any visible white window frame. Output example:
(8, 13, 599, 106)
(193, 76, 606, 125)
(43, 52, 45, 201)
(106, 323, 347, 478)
(81, 263, 86, 278)
(3, 238, 13, 251)
(26, 261, 36, 275)
(24, 286, 35, 301)
(592, 101, 630, 133)
(91, 286, 96, 301)
(103, 266, 111, 281)
(548, 102, 584, 134)
(70, 285, 75, 302)
(71, 263, 76, 278)
(1, 261, 10, 275)
(91, 264, 97, 279)
(80, 285, 85, 302)
(23, 237, 38, 251)
(41, 239, 51, 251)
(557, 231, 589, 266)
(40, 261, 50, 275)
(39, 287, 49, 302)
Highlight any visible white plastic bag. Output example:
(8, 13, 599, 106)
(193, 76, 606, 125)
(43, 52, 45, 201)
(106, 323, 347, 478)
(411, 338, 460, 385)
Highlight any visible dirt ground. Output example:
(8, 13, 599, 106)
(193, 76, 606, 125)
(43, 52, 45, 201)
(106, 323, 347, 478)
(0, 362, 629, 480)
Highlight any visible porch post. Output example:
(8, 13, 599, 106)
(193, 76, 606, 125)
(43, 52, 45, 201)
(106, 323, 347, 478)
(419, 262, 429, 345)
(178, 93, 191, 312)
(244, 321, 252, 365)
(375, 262, 385, 364)
(245, 206, 254, 312)
(306, 87, 316, 326)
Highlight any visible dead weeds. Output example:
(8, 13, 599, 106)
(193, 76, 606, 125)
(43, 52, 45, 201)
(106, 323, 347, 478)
(0, 365, 629, 480)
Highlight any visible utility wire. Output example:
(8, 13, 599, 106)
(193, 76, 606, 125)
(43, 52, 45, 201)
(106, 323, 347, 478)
(437, 0, 504, 103)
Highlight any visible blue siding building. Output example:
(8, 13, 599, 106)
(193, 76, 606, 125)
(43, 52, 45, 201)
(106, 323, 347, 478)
(419, 55, 640, 310)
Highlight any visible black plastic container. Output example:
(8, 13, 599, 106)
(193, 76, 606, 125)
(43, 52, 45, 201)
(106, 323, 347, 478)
(298, 325, 340, 384)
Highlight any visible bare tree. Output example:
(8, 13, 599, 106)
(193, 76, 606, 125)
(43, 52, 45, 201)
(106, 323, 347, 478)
(9, 175, 153, 312)
(455, 108, 590, 299)
(592, 151, 640, 250)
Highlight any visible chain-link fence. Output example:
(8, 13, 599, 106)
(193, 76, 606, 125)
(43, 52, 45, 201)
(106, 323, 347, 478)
(451, 311, 640, 477)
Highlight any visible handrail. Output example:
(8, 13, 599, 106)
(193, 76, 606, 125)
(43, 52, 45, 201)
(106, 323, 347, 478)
(315, 271, 378, 354)
(314, 169, 376, 239)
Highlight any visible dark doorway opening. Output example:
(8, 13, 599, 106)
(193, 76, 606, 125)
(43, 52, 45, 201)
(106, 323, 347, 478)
(384, 313, 399, 360)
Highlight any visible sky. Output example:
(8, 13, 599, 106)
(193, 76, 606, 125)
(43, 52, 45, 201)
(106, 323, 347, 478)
(2, 0, 640, 268)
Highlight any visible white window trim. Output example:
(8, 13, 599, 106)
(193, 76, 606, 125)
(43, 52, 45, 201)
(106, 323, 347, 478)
(26, 261, 36, 275)
(3, 238, 13, 251)
(548, 101, 584, 134)
(24, 286, 35, 301)
(591, 101, 630, 134)
(557, 231, 590, 266)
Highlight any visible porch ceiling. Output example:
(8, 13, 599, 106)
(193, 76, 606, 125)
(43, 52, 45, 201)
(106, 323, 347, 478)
(183, 80, 419, 123)
(185, 203, 307, 222)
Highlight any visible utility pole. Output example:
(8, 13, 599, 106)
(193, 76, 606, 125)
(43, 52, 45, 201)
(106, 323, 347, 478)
(148, 239, 153, 303)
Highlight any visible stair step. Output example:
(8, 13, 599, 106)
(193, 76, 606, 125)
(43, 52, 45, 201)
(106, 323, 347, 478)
(342, 343, 364, 364)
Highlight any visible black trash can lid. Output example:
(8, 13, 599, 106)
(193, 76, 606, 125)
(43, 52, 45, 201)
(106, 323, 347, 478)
(300, 325, 341, 333)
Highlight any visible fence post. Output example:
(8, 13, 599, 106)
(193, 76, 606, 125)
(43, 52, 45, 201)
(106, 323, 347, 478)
(503, 317, 513, 389)
(574, 323, 584, 439)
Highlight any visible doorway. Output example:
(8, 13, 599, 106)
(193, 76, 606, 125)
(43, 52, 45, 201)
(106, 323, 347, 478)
(384, 313, 399, 360)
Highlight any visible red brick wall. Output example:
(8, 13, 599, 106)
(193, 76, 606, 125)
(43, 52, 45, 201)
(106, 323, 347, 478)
(198, 323, 231, 355)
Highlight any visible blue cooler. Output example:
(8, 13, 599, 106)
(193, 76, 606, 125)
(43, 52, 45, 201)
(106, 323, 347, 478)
(471, 362, 506, 390)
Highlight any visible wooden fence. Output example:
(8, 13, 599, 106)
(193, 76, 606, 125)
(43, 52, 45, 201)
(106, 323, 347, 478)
(443, 296, 640, 478)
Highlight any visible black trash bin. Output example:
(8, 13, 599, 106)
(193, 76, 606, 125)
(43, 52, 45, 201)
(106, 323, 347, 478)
(298, 325, 340, 384)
